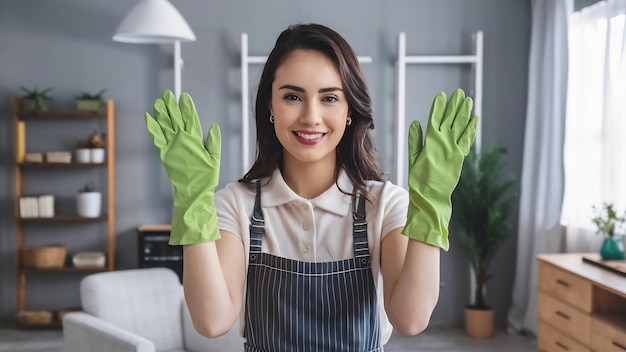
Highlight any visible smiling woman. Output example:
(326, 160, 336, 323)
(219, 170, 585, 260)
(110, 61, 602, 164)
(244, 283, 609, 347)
(143, 23, 477, 350)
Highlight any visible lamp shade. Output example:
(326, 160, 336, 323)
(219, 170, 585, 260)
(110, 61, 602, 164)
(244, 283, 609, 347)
(113, 0, 196, 43)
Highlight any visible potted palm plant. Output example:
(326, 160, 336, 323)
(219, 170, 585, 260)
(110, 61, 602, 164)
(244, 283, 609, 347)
(450, 144, 518, 338)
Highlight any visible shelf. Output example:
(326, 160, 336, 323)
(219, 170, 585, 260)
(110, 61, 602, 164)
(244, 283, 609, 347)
(18, 110, 106, 119)
(18, 215, 108, 223)
(18, 161, 107, 168)
(15, 306, 80, 329)
(21, 266, 109, 274)
(16, 319, 62, 329)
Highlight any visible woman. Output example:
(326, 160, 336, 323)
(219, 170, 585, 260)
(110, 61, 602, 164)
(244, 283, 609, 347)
(145, 23, 477, 351)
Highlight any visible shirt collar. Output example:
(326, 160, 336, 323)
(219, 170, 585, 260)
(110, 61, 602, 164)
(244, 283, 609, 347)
(263, 168, 354, 216)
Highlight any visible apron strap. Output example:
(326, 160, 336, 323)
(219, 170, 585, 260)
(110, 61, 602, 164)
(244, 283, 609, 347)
(249, 181, 264, 255)
(353, 195, 371, 266)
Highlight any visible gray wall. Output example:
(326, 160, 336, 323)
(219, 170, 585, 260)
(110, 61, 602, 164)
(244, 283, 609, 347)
(0, 0, 530, 327)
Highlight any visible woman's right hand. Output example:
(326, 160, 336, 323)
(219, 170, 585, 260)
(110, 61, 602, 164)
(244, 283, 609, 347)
(145, 89, 221, 245)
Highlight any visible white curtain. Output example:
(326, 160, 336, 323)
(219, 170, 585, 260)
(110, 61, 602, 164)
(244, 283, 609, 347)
(562, 0, 626, 252)
(506, 0, 572, 336)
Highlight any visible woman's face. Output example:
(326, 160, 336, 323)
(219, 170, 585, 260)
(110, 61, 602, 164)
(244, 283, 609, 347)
(269, 49, 349, 169)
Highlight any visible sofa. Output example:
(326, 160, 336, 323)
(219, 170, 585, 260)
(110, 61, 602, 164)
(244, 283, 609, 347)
(62, 267, 242, 352)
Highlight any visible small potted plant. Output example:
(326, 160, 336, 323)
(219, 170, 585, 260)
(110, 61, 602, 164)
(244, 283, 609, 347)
(75, 139, 91, 163)
(77, 183, 101, 218)
(451, 144, 519, 338)
(75, 89, 106, 111)
(75, 131, 106, 164)
(20, 87, 53, 113)
(87, 130, 106, 163)
(591, 202, 625, 260)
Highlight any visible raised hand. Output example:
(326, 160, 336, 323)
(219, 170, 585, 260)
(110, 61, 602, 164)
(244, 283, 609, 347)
(145, 89, 221, 244)
(401, 89, 478, 250)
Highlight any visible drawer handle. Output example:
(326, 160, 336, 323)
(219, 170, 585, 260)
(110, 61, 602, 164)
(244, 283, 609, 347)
(613, 341, 626, 351)
(555, 310, 570, 320)
(555, 341, 569, 350)
(556, 279, 570, 287)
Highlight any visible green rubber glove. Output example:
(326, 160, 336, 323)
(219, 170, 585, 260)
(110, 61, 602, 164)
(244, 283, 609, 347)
(144, 89, 221, 245)
(401, 89, 478, 250)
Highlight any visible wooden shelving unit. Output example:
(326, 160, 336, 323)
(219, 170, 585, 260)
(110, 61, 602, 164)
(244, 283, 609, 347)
(13, 97, 116, 328)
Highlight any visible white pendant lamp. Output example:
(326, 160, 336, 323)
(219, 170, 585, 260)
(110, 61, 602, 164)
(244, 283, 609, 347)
(113, 0, 196, 97)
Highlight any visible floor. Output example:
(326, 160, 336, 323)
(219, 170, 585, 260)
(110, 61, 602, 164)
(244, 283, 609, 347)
(0, 325, 536, 351)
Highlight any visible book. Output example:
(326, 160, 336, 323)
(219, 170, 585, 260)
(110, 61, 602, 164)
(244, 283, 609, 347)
(37, 195, 54, 218)
(19, 197, 38, 218)
(582, 253, 626, 277)
(19, 195, 54, 218)
(15, 120, 25, 163)
(24, 153, 43, 163)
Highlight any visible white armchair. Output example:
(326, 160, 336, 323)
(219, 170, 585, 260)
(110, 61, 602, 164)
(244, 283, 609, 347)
(63, 267, 241, 352)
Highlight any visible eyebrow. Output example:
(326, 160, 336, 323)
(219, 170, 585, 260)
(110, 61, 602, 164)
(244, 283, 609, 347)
(278, 84, 343, 93)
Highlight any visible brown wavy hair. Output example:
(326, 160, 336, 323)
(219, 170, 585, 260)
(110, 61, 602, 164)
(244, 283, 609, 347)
(239, 23, 386, 198)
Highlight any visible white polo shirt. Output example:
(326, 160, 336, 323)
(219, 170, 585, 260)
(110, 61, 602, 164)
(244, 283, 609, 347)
(215, 167, 408, 345)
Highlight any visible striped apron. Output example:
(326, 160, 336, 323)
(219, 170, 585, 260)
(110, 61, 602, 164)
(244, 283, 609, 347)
(243, 182, 382, 351)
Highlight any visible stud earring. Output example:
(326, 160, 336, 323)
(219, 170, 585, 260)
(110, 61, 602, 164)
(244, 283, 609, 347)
(346, 116, 352, 126)
(269, 115, 275, 124)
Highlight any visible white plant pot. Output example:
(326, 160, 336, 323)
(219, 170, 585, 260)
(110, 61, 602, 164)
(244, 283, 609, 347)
(75, 149, 91, 163)
(77, 192, 102, 218)
(90, 148, 105, 163)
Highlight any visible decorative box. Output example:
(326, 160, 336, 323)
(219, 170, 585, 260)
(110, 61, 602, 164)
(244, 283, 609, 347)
(45, 151, 72, 163)
(72, 252, 106, 268)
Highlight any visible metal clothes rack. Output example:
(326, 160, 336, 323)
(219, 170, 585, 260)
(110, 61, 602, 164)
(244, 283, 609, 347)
(395, 31, 484, 186)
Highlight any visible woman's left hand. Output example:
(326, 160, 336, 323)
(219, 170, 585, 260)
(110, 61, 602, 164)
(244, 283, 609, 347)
(401, 88, 478, 250)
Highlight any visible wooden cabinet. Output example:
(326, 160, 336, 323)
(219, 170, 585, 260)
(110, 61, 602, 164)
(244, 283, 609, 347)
(538, 253, 626, 352)
(13, 97, 116, 327)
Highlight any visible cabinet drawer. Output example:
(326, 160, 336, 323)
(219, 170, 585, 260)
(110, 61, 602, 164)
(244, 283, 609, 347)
(538, 321, 590, 352)
(539, 261, 592, 312)
(591, 318, 626, 351)
(538, 292, 591, 345)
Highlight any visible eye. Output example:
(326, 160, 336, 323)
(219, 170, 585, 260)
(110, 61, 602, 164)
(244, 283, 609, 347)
(322, 95, 338, 103)
(283, 94, 300, 101)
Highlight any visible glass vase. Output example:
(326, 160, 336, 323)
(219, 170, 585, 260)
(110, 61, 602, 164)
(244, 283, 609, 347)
(600, 235, 625, 260)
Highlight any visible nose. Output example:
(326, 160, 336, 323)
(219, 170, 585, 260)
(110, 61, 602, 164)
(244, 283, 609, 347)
(299, 100, 322, 125)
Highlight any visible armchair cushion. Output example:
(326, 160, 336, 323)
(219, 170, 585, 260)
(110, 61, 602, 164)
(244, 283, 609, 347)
(63, 312, 156, 352)
(79, 268, 185, 351)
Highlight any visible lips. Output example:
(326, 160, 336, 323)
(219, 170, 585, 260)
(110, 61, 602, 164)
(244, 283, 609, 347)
(293, 131, 326, 145)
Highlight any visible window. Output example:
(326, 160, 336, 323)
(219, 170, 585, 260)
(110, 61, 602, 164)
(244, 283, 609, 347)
(562, 0, 626, 232)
